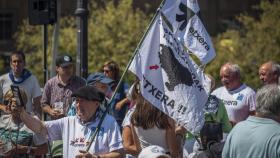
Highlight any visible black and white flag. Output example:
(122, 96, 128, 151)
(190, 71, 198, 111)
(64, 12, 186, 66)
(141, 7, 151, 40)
(161, 0, 216, 65)
(129, 14, 208, 133)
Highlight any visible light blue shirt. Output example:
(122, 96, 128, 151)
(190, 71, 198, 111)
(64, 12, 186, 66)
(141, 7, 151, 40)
(222, 116, 280, 158)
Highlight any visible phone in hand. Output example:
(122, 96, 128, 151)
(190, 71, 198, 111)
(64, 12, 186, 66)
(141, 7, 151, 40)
(10, 85, 24, 107)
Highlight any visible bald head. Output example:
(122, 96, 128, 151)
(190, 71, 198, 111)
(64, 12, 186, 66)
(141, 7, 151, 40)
(259, 61, 280, 85)
(220, 63, 242, 91)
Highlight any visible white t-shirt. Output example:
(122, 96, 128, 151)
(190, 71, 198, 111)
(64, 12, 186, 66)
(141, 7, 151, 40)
(0, 73, 41, 113)
(45, 115, 123, 158)
(212, 84, 256, 123)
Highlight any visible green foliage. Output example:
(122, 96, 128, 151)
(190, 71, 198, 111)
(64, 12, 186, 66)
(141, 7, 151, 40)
(206, 0, 280, 89)
(0, 57, 4, 74)
(14, 0, 151, 86)
(14, 20, 44, 83)
(88, 0, 151, 74)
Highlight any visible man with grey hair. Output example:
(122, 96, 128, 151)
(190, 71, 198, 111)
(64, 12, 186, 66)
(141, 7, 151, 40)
(222, 84, 280, 158)
(212, 62, 256, 126)
(259, 61, 280, 85)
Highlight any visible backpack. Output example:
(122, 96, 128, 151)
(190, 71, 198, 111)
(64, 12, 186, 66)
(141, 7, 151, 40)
(192, 118, 224, 158)
(200, 121, 223, 150)
(193, 142, 225, 158)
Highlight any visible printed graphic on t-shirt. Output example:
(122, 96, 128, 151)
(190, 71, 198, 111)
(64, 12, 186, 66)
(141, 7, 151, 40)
(222, 100, 238, 106)
(222, 93, 245, 107)
(69, 127, 104, 148)
(70, 137, 88, 147)
(236, 93, 244, 101)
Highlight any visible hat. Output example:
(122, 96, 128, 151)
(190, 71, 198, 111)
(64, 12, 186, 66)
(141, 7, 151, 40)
(86, 72, 114, 87)
(138, 145, 171, 158)
(56, 54, 73, 67)
(71, 86, 105, 102)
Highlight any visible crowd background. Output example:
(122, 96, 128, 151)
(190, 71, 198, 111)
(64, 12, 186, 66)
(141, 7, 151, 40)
(1, 49, 280, 158)
(0, 0, 280, 158)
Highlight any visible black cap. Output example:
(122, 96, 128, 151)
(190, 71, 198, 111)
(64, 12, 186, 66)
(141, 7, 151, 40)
(56, 54, 73, 67)
(71, 86, 105, 102)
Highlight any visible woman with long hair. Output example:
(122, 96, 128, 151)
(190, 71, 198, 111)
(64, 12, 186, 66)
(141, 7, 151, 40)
(102, 61, 121, 83)
(102, 60, 130, 127)
(122, 81, 179, 157)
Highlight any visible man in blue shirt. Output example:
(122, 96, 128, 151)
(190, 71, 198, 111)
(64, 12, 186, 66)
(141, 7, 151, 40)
(222, 84, 280, 158)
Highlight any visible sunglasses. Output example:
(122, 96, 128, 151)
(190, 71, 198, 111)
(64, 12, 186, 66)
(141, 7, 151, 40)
(103, 69, 111, 73)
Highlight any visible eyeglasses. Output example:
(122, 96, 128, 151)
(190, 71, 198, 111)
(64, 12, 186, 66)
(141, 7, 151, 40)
(103, 69, 111, 73)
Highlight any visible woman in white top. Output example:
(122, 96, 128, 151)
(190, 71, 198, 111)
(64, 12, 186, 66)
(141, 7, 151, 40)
(123, 81, 179, 157)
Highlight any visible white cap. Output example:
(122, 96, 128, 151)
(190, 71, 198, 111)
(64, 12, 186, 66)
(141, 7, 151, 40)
(138, 145, 171, 158)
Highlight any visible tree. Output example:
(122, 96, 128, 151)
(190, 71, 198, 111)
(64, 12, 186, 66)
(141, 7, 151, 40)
(14, 0, 151, 86)
(206, 0, 280, 89)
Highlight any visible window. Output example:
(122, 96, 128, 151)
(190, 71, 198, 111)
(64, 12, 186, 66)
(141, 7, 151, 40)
(0, 13, 13, 41)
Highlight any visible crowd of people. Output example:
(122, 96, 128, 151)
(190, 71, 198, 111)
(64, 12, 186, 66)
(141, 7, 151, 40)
(0, 51, 280, 158)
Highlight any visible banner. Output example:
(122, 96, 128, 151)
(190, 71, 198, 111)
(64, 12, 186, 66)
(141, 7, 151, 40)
(129, 15, 208, 133)
(161, 0, 216, 65)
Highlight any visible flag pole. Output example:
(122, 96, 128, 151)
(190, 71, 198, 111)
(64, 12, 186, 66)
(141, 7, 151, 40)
(108, 0, 166, 105)
(85, 0, 166, 152)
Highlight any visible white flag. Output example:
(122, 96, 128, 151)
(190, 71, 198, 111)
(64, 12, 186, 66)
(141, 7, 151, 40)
(129, 15, 208, 133)
(161, 0, 216, 65)
(190, 59, 212, 94)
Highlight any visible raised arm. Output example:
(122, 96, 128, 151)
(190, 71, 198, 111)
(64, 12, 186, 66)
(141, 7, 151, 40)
(33, 95, 42, 118)
(19, 108, 48, 137)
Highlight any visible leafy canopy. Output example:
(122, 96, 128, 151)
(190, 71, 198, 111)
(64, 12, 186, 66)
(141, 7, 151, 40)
(14, 0, 151, 85)
(206, 1, 280, 89)
(14, 0, 280, 89)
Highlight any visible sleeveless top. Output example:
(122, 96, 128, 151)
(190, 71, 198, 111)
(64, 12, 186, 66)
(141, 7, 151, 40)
(134, 126, 168, 151)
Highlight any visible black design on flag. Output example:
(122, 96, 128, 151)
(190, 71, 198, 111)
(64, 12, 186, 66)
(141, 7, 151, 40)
(129, 15, 209, 133)
(176, 3, 201, 31)
(158, 44, 193, 91)
(161, 0, 216, 65)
